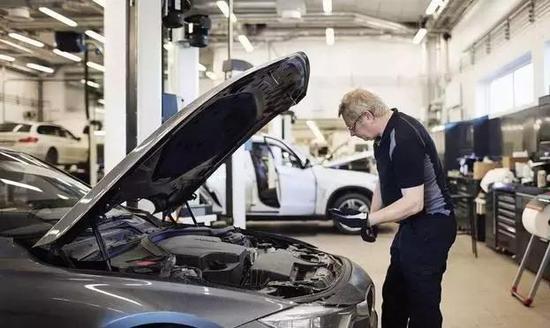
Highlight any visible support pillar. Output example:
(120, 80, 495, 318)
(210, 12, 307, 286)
(168, 45, 199, 107)
(104, 0, 128, 172)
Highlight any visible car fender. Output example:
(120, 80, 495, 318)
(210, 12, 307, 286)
(311, 165, 378, 215)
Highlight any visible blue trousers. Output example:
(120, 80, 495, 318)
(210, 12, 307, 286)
(381, 214, 456, 328)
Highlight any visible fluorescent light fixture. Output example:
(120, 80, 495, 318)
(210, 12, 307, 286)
(216, 1, 237, 22)
(0, 54, 15, 62)
(0, 39, 33, 53)
(163, 43, 171, 51)
(97, 98, 104, 105)
(306, 120, 327, 143)
(53, 48, 81, 62)
(12, 64, 35, 73)
(198, 63, 207, 72)
(85, 30, 105, 43)
(325, 27, 335, 45)
(425, 0, 442, 15)
(94, 130, 106, 136)
(323, 0, 333, 14)
(238, 34, 254, 52)
(38, 7, 77, 27)
(80, 79, 100, 89)
(188, 23, 194, 34)
(436, 0, 449, 15)
(8, 33, 44, 48)
(413, 28, 428, 44)
(26, 63, 54, 73)
(205, 71, 217, 80)
(86, 61, 105, 72)
(92, 0, 105, 7)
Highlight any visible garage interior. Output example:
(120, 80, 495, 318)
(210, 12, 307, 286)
(1, 0, 550, 327)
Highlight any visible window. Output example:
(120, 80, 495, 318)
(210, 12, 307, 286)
(37, 125, 61, 136)
(488, 62, 534, 114)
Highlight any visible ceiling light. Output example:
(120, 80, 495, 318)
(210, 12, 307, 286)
(92, 0, 105, 7)
(413, 28, 428, 44)
(80, 79, 100, 89)
(86, 61, 105, 72)
(198, 63, 207, 72)
(12, 64, 36, 73)
(216, 1, 237, 22)
(26, 63, 54, 74)
(8, 33, 44, 48)
(238, 35, 254, 52)
(436, 0, 449, 15)
(97, 99, 104, 105)
(0, 54, 15, 62)
(38, 7, 78, 27)
(85, 30, 105, 43)
(323, 0, 333, 14)
(306, 120, 327, 143)
(53, 48, 81, 62)
(163, 43, 172, 51)
(205, 71, 217, 80)
(0, 39, 33, 53)
(425, 0, 442, 15)
(325, 27, 335, 45)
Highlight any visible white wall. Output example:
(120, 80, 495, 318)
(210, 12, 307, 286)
(1, 66, 95, 137)
(446, 0, 550, 119)
(206, 36, 428, 120)
(0, 68, 39, 122)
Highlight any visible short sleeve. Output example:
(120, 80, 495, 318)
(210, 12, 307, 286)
(392, 136, 425, 189)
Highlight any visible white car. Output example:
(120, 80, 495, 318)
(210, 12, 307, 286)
(205, 135, 378, 233)
(0, 122, 88, 165)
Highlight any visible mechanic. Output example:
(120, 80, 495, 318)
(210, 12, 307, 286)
(338, 89, 456, 328)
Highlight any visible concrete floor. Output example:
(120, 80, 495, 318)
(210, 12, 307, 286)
(247, 220, 550, 328)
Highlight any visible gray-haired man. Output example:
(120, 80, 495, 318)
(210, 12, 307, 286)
(338, 89, 456, 328)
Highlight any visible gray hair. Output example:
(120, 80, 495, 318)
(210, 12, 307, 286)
(338, 89, 390, 126)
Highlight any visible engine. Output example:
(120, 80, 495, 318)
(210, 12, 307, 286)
(119, 226, 342, 298)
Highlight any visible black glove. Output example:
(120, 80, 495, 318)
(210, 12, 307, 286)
(328, 208, 378, 242)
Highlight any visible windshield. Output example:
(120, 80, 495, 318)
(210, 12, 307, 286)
(0, 150, 89, 237)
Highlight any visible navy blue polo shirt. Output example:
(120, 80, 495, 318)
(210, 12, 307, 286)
(374, 108, 453, 219)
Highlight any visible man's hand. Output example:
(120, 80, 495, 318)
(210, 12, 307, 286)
(328, 208, 378, 242)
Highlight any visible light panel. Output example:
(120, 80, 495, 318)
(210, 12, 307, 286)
(26, 63, 54, 73)
(238, 35, 254, 52)
(86, 61, 105, 72)
(216, 1, 237, 22)
(80, 79, 100, 89)
(38, 7, 78, 27)
(0, 39, 33, 53)
(413, 28, 427, 44)
(85, 30, 105, 43)
(0, 54, 15, 62)
(323, 0, 333, 14)
(325, 27, 335, 46)
(8, 33, 44, 48)
(53, 49, 81, 62)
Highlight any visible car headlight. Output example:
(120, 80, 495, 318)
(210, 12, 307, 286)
(259, 303, 354, 328)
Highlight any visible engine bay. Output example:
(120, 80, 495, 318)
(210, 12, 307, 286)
(106, 225, 343, 299)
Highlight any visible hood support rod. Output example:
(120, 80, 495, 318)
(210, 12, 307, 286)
(91, 220, 113, 271)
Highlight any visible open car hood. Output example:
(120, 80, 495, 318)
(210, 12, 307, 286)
(35, 52, 309, 247)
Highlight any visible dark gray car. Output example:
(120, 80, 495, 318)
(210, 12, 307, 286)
(0, 52, 377, 328)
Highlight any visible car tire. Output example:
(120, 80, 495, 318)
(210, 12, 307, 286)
(331, 192, 371, 234)
(45, 148, 58, 165)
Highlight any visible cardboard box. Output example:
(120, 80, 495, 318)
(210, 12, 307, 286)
(502, 156, 529, 170)
(473, 162, 501, 180)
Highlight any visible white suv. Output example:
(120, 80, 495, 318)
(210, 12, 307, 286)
(205, 135, 378, 233)
(0, 122, 88, 166)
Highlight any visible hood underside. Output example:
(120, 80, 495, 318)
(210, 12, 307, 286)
(35, 52, 310, 247)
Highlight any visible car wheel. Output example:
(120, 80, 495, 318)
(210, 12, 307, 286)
(331, 192, 371, 234)
(45, 148, 58, 165)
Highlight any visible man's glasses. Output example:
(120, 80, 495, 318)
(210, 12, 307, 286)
(348, 111, 369, 134)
